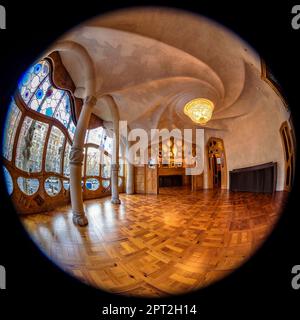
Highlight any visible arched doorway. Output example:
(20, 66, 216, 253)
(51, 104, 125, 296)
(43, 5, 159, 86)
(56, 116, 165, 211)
(280, 120, 296, 191)
(207, 137, 227, 189)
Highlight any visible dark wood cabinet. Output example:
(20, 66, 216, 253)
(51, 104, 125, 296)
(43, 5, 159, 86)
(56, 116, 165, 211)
(229, 162, 277, 193)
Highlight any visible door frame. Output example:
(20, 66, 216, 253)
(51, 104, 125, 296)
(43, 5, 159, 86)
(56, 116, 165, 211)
(207, 137, 227, 189)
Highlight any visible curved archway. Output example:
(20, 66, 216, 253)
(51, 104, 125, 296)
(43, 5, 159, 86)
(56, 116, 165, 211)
(44, 41, 97, 225)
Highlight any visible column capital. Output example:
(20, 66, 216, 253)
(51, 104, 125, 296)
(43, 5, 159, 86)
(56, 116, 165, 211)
(84, 95, 97, 106)
(69, 146, 84, 165)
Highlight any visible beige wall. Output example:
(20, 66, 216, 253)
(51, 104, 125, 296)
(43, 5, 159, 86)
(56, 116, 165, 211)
(204, 68, 290, 191)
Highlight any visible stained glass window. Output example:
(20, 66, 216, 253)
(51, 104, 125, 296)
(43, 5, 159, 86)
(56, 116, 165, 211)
(63, 180, 70, 190)
(15, 117, 48, 173)
(63, 142, 71, 177)
(68, 120, 76, 140)
(2, 58, 83, 205)
(44, 176, 61, 196)
(3, 166, 13, 195)
(45, 126, 65, 173)
(104, 136, 113, 154)
(17, 177, 39, 195)
(53, 93, 71, 128)
(101, 153, 111, 178)
(28, 76, 51, 112)
(19, 59, 76, 142)
(86, 178, 100, 191)
(2, 100, 22, 161)
(102, 180, 110, 188)
(86, 147, 100, 176)
(19, 60, 49, 104)
(86, 127, 104, 145)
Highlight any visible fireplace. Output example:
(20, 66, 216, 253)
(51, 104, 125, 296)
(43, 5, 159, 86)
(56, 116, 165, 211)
(159, 175, 183, 187)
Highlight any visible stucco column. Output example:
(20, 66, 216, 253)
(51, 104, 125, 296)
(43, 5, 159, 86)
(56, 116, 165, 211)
(70, 95, 97, 226)
(111, 164, 120, 204)
(111, 116, 121, 204)
(126, 142, 134, 194)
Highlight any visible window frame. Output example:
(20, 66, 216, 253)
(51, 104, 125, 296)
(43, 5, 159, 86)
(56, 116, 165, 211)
(2, 57, 125, 203)
(2, 58, 76, 199)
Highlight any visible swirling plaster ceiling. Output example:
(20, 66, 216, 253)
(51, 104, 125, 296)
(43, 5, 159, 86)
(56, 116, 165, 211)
(57, 7, 284, 133)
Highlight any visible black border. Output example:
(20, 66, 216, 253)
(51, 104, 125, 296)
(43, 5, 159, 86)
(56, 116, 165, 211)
(0, 1, 300, 318)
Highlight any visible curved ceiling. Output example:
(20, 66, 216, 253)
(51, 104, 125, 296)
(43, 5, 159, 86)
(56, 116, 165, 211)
(57, 7, 277, 132)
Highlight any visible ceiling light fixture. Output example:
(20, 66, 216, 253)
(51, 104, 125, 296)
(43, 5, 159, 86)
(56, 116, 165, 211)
(184, 98, 214, 125)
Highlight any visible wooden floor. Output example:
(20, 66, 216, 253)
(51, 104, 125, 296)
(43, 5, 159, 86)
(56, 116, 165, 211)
(21, 187, 286, 297)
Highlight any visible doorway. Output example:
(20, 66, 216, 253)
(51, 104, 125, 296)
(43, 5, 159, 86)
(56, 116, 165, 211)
(207, 137, 227, 189)
(280, 120, 296, 191)
(211, 154, 222, 188)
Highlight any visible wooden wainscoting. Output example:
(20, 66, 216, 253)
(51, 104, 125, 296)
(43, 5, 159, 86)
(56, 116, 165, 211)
(230, 162, 277, 193)
(134, 166, 146, 194)
(134, 165, 158, 194)
(192, 173, 204, 191)
(146, 165, 158, 194)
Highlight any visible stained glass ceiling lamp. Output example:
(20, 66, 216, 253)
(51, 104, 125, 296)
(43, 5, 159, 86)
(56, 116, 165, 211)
(184, 98, 214, 125)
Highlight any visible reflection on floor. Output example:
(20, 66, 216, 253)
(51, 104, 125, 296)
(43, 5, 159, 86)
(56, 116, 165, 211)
(21, 187, 286, 297)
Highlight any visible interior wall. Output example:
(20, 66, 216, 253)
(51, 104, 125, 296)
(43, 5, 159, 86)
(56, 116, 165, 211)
(204, 76, 290, 191)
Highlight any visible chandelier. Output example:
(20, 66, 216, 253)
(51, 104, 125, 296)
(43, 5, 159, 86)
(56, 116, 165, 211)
(184, 98, 214, 125)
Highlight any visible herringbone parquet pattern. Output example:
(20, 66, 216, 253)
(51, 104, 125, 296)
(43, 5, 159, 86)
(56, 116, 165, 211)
(21, 187, 286, 297)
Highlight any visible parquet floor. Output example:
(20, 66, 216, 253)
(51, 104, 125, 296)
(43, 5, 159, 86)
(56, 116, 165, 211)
(21, 187, 287, 297)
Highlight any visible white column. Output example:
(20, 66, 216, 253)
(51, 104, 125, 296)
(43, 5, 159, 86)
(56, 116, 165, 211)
(69, 95, 97, 226)
(111, 164, 120, 204)
(126, 142, 134, 194)
(111, 115, 121, 204)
